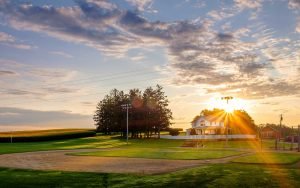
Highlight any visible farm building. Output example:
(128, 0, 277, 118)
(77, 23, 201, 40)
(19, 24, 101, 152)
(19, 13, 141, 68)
(186, 115, 226, 135)
(260, 125, 281, 139)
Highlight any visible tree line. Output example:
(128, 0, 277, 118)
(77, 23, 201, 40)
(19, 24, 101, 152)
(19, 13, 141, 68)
(93, 85, 172, 138)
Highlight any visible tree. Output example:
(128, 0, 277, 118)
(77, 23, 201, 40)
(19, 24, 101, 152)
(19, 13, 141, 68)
(93, 85, 173, 138)
(94, 89, 126, 135)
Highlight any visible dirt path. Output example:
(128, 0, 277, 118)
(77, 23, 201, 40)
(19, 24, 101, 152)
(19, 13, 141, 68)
(0, 149, 252, 174)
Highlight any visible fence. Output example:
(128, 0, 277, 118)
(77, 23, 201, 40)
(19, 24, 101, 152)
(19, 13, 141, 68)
(160, 134, 256, 140)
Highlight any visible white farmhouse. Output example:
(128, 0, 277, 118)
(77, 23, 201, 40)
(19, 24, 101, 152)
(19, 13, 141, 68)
(186, 115, 225, 135)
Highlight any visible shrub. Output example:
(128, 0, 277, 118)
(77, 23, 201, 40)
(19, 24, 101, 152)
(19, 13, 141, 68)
(190, 128, 197, 135)
(169, 128, 182, 136)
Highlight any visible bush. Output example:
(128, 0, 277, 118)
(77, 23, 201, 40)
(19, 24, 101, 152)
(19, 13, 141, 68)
(169, 128, 182, 136)
(190, 128, 197, 135)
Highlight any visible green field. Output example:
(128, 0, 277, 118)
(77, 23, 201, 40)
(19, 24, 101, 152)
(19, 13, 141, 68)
(0, 134, 299, 187)
(0, 134, 285, 155)
(0, 135, 124, 154)
(0, 164, 299, 188)
(232, 152, 300, 164)
(73, 148, 244, 160)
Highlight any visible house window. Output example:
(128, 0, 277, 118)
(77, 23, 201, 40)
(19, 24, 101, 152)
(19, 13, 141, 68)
(200, 120, 205, 126)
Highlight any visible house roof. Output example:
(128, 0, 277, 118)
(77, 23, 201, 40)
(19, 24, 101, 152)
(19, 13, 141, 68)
(193, 126, 223, 130)
(261, 125, 279, 132)
(192, 115, 224, 123)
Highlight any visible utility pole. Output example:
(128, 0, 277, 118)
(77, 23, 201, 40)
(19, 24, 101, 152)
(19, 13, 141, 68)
(221, 96, 233, 147)
(10, 130, 13, 143)
(259, 126, 262, 151)
(298, 125, 300, 152)
(121, 104, 132, 144)
(290, 126, 294, 151)
(279, 114, 283, 150)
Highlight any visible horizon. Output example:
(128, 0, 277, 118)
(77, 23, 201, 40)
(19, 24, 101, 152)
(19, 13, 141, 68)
(1, 0, 300, 131)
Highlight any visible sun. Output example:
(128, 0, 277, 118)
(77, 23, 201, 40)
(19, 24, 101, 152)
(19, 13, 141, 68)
(206, 97, 249, 113)
(224, 105, 234, 113)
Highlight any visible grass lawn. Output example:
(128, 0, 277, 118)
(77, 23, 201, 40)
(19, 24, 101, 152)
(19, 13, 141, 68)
(0, 164, 299, 188)
(73, 148, 244, 160)
(0, 135, 127, 154)
(0, 135, 188, 155)
(0, 134, 281, 155)
(0, 135, 299, 187)
(232, 152, 300, 164)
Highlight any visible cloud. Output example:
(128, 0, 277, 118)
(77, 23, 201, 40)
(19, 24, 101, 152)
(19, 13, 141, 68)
(206, 80, 300, 99)
(0, 0, 298, 100)
(0, 31, 34, 50)
(0, 31, 15, 42)
(234, 0, 263, 10)
(0, 0, 201, 56)
(288, 0, 300, 9)
(126, 0, 156, 12)
(207, 10, 235, 21)
(0, 59, 79, 98)
(4, 43, 34, 50)
(0, 70, 17, 76)
(130, 54, 146, 62)
(49, 51, 73, 58)
(0, 107, 90, 125)
(81, 101, 95, 106)
(0, 1, 130, 56)
(0, 89, 43, 97)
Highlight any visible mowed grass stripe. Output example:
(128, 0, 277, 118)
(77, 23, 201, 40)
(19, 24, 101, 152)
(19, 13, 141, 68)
(72, 148, 244, 160)
(231, 152, 300, 164)
(0, 164, 299, 188)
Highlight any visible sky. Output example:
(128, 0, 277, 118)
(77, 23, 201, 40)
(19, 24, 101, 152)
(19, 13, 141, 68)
(0, 0, 299, 131)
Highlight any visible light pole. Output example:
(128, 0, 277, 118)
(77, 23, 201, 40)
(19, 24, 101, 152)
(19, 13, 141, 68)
(121, 104, 132, 144)
(298, 125, 300, 152)
(258, 125, 263, 151)
(221, 96, 233, 147)
(221, 96, 233, 104)
(11, 130, 13, 143)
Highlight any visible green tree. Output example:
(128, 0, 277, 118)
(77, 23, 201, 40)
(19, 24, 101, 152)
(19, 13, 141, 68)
(94, 85, 172, 138)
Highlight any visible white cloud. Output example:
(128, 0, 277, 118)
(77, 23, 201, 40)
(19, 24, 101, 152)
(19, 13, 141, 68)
(296, 18, 300, 33)
(0, 59, 79, 98)
(49, 51, 73, 58)
(126, 0, 156, 12)
(234, 0, 263, 10)
(0, 31, 15, 42)
(0, 31, 34, 50)
(288, 0, 300, 9)
(0, 107, 90, 125)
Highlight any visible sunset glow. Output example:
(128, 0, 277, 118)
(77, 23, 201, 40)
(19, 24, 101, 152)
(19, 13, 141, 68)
(207, 97, 250, 113)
